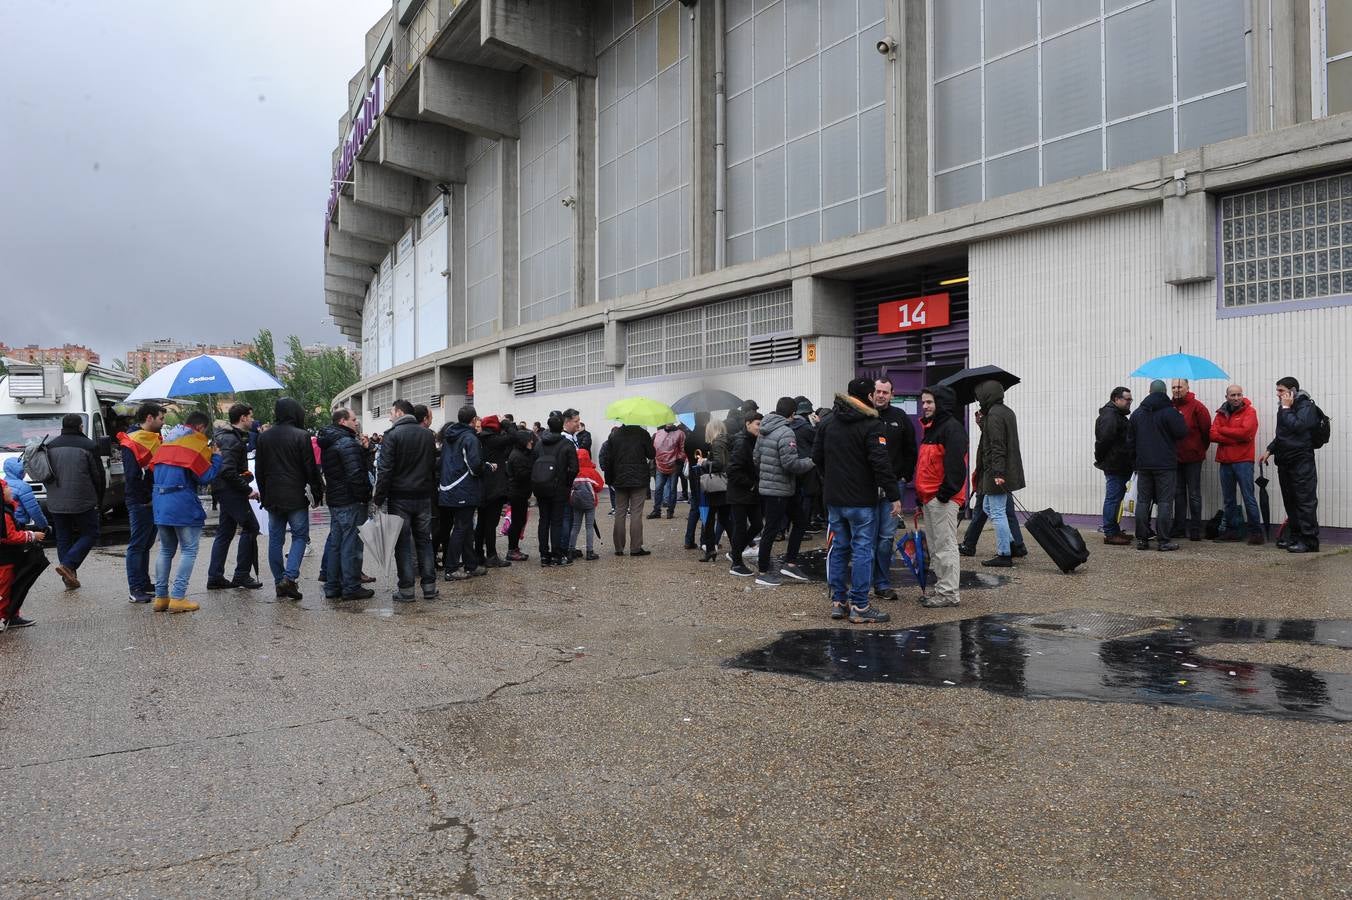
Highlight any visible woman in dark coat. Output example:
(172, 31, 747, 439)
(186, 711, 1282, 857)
(693, 420, 731, 562)
(724, 411, 763, 574)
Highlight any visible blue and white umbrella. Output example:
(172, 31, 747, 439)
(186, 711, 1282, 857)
(125, 354, 284, 401)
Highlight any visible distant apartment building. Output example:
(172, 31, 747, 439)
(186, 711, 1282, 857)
(126, 339, 254, 376)
(0, 343, 101, 366)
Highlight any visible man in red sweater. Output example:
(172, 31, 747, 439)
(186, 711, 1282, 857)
(1171, 379, 1212, 541)
(1210, 384, 1264, 544)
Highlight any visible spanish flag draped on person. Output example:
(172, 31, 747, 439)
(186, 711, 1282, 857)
(151, 424, 215, 477)
(116, 428, 162, 469)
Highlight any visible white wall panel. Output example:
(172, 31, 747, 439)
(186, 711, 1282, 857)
(392, 231, 416, 366)
(971, 205, 1350, 528)
(376, 256, 393, 372)
(416, 217, 448, 358)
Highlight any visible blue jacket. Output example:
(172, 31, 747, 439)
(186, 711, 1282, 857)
(152, 452, 223, 527)
(2, 457, 48, 529)
(438, 422, 483, 507)
(121, 427, 156, 506)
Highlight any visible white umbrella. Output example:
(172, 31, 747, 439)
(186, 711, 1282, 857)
(358, 510, 403, 577)
(126, 354, 283, 401)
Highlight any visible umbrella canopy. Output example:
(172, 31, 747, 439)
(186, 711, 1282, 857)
(671, 389, 744, 414)
(1130, 353, 1228, 381)
(1255, 462, 1273, 538)
(358, 510, 403, 577)
(605, 397, 677, 427)
(936, 365, 1020, 406)
(126, 354, 283, 401)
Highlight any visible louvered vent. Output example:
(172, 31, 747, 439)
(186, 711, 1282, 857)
(513, 375, 537, 396)
(748, 336, 801, 366)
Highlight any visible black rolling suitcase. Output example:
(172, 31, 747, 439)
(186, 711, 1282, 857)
(1014, 497, 1090, 573)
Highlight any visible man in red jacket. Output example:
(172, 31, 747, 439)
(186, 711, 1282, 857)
(1170, 379, 1212, 541)
(1210, 384, 1264, 545)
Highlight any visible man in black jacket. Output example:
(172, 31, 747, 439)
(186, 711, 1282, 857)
(1094, 386, 1135, 546)
(601, 422, 655, 556)
(533, 416, 579, 566)
(1259, 376, 1323, 553)
(46, 413, 107, 591)
(206, 403, 264, 591)
(119, 402, 164, 603)
(255, 397, 325, 599)
(475, 415, 515, 566)
(318, 408, 374, 600)
(812, 379, 900, 623)
(373, 399, 439, 600)
(725, 412, 762, 576)
(870, 377, 919, 601)
(1128, 380, 1188, 551)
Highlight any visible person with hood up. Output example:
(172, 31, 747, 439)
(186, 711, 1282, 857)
(569, 448, 605, 561)
(1259, 376, 1323, 553)
(682, 413, 711, 551)
(600, 422, 655, 555)
(970, 380, 1026, 568)
(373, 399, 439, 601)
(317, 408, 374, 601)
(1128, 380, 1188, 551)
(255, 397, 325, 600)
(439, 406, 487, 580)
(725, 411, 763, 577)
(912, 384, 968, 609)
(504, 429, 535, 561)
(1093, 386, 1135, 545)
(2, 458, 48, 534)
(44, 413, 106, 591)
(475, 415, 515, 567)
(1170, 379, 1212, 541)
(1210, 384, 1263, 545)
(206, 403, 264, 592)
(811, 378, 901, 623)
(0, 477, 49, 631)
(649, 422, 686, 519)
(533, 415, 580, 566)
(150, 412, 223, 613)
(752, 397, 816, 586)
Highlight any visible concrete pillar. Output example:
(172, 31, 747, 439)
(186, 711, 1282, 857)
(326, 255, 374, 282)
(604, 318, 626, 368)
(498, 347, 513, 384)
(691, 0, 717, 274)
(791, 276, 855, 338)
(1163, 189, 1217, 285)
(894, 0, 929, 221)
(338, 196, 407, 245)
(499, 138, 521, 330)
(574, 75, 598, 308)
(326, 274, 371, 298)
(480, 0, 596, 79)
(353, 160, 424, 218)
(377, 115, 468, 183)
(1250, 0, 1314, 130)
(449, 182, 468, 348)
(328, 229, 388, 265)
(419, 58, 521, 139)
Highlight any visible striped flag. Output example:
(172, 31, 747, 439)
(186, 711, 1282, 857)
(151, 426, 214, 477)
(116, 429, 162, 469)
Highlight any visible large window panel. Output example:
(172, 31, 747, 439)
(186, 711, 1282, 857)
(786, 0, 818, 62)
(464, 137, 499, 342)
(985, 148, 1039, 198)
(1107, 108, 1173, 168)
(1176, 0, 1247, 98)
(518, 75, 575, 323)
(935, 165, 982, 210)
(1105, 0, 1172, 119)
(1179, 90, 1248, 152)
(1042, 129, 1102, 183)
(1042, 0, 1099, 35)
(983, 0, 1036, 58)
(934, 70, 982, 170)
(786, 134, 821, 217)
(933, 0, 980, 78)
(984, 48, 1038, 155)
(1041, 24, 1101, 139)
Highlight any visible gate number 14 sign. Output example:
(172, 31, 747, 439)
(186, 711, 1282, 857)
(877, 292, 951, 334)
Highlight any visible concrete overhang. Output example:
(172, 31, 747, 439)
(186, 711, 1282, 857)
(480, 0, 595, 78)
(325, 255, 375, 283)
(326, 275, 371, 299)
(337, 196, 407, 246)
(327, 229, 388, 266)
(418, 57, 520, 139)
(353, 159, 424, 218)
(361, 116, 467, 183)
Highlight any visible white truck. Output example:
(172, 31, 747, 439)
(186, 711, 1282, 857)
(0, 361, 137, 515)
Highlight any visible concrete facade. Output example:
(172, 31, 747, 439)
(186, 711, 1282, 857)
(324, 0, 1352, 535)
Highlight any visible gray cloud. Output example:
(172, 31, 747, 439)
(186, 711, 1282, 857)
(0, 0, 387, 363)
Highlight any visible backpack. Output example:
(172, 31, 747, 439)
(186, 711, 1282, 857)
(531, 442, 561, 495)
(22, 436, 54, 483)
(1311, 405, 1331, 449)
(570, 477, 597, 510)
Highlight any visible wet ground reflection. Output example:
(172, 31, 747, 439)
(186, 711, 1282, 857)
(729, 611, 1352, 722)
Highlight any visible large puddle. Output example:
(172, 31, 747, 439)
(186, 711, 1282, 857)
(728, 611, 1352, 722)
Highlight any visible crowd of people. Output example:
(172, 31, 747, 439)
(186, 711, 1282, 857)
(0, 371, 1328, 632)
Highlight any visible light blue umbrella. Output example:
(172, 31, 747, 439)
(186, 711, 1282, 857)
(125, 354, 284, 401)
(1130, 353, 1229, 381)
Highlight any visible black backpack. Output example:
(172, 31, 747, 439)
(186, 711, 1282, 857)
(531, 442, 562, 495)
(1311, 404, 1331, 450)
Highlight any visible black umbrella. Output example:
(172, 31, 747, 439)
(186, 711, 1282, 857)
(672, 389, 743, 414)
(935, 365, 1021, 405)
(1255, 462, 1272, 538)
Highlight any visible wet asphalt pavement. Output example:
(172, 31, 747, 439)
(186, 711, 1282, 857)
(2, 513, 1350, 898)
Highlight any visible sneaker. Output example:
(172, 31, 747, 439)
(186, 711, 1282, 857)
(445, 570, 470, 581)
(1104, 533, 1133, 546)
(1010, 543, 1028, 558)
(393, 590, 416, 602)
(873, 588, 899, 602)
(755, 571, 782, 587)
(645, 511, 662, 520)
(55, 564, 79, 591)
(541, 557, 554, 567)
(607, 509, 615, 516)
(1246, 532, 1266, 546)
(779, 563, 809, 583)
(981, 555, 1013, 568)
(206, 578, 235, 590)
(168, 598, 200, 613)
(6, 615, 34, 629)
(584, 551, 600, 561)
(506, 549, 529, 561)
(231, 577, 264, 590)
(630, 548, 651, 557)
(275, 579, 303, 600)
(920, 594, 960, 608)
(485, 556, 510, 568)
(128, 591, 154, 604)
(848, 604, 891, 624)
(423, 588, 440, 600)
(957, 544, 976, 557)
(1286, 541, 1316, 553)
(1136, 540, 1151, 550)
(830, 601, 847, 621)
(729, 564, 754, 577)
(1157, 541, 1180, 552)
(1276, 537, 1291, 549)
(470, 566, 488, 576)
(340, 588, 376, 601)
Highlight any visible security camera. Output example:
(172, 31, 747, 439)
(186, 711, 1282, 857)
(435, 183, 452, 195)
(876, 35, 897, 55)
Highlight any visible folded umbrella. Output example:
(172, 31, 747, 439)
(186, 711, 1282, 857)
(1130, 353, 1228, 381)
(937, 366, 1020, 406)
(358, 510, 403, 577)
(1255, 462, 1272, 539)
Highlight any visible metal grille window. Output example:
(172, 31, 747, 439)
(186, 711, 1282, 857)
(400, 371, 435, 405)
(1219, 171, 1352, 312)
(931, 0, 1250, 212)
(623, 287, 795, 378)
(518, 72, 576, 325)
(513, 329, 612, 392)
(369, 383, 394, 415)
(1315, 0, 1352, 117)
(596, 0, 694, 301)
(466, 136, 501, 340)
(725, 0, 888, 265)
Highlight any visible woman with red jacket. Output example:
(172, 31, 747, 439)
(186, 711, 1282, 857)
(1, 479, 50, 631)
(1210, 385, 1263, 544)
(569, 449, 606, 561)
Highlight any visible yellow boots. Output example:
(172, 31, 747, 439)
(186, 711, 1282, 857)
(153, 597, 199, 613)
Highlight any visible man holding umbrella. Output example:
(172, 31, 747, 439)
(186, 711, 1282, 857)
(1210, 385, 1263, 545)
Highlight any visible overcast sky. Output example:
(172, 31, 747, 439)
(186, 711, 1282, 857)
(0, 1, 388, 364)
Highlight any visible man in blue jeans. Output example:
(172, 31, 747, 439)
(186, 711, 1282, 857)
(255, 398, 325, 601)
(868, 378, 918, 601)
(116, 402, 164, 602)
(811, 378, 901, 624)
(372, 400, 439, 600)
(1210, 384, 1264, 545)
(1093, 386, 1135, 546)
(318, 408, 374, 600)
(45, 413, 106, 591)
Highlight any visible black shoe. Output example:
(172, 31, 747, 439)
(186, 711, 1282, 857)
(337, 588, 375, 601)
(1136, 540, 1151, 550)
(873, 587, 899, 601)
(755, 571, 782, 587)
(830, 601, 847, 621)
(231, 577, 264, 590)
(584, 551, 600, 561)
(630, 548, 651, 557)
(1188, 531, 1201, 542)
(981, 555, 1013, 568)
(470, 566, 489, 576)
(541, 557, 554, 567)
(446, 570, 470, 581)
(698, 550, 716, 562)
(614, 550, 626, 557)
(683, 542, 698, 550)
(957, 544, 976, 557)
(1276, 537, 1291, 549)
(1010, 543, 1028, 558)
(206, 579, 234, 590)
(557, 555, 574, 566)
(1157, 541, 1180, 552)
(128, 591, 154, 604)
(392, 590, 416, 602)
(276, 579, 302, 600)
(3, 616, 34, 630)
(779, 563, 809, 582)
(1286, 542, 1316, 553)
(729, 564, 754, 577)
(645, 511, 662, 520)
(422, 588, 440, 600)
